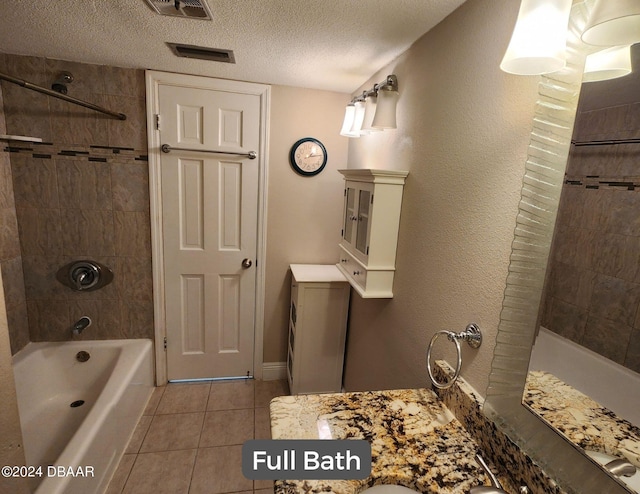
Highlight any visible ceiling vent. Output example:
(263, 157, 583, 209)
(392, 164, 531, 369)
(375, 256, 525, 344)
(167, 43, 236, 64)
(144, 0, 213, 20)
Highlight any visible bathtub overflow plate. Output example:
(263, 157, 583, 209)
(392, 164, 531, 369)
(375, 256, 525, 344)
(76, 351, 90, 362)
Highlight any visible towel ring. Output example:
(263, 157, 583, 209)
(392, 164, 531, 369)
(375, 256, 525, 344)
(426, 323, 482, 389)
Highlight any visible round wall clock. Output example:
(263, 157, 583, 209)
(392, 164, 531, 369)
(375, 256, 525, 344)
(289, 137, 327, 176)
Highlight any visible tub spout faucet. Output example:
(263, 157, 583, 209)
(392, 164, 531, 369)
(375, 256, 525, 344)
(72, 316, 92, 335)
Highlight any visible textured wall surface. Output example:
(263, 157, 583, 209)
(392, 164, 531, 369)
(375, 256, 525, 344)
(0, 53, 152, 350)
(342, 0, 540, 396)
(263, 85, 349, 362)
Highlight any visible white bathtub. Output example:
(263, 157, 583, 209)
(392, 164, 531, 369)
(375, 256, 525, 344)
(529, 327, 640, 425)
(12, 339, 154, 494)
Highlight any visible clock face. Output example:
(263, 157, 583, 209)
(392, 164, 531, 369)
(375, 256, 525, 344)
(290, 138, 327, 176)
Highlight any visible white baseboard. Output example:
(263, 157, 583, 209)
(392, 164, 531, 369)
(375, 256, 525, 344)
(262, 362, 287, 381)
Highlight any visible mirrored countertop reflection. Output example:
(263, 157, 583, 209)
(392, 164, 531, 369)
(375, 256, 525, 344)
(524, 371, 640, 470)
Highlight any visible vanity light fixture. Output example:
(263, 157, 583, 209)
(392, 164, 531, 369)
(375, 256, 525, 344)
(583, 45, 632, 83)
(349, 100, 367, 135)
(500, 0, 573, 75)
(339, 75, 398, 138)
(581, 0, 640, 46)
(339, 103, 360, 138)
(361, 94, 382, 133)
(371, 80, 399, 130)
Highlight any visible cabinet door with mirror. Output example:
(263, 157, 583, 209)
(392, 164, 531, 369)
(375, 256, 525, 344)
(343, 187, 357, 250)
(342, 184, 373, 262)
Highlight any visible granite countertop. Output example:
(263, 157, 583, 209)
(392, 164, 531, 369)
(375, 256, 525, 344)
(525, 371, 640, 468)
(269, 388, 499, 494)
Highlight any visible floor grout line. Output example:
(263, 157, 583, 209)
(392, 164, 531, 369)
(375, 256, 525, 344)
(111, 379, 286, 494)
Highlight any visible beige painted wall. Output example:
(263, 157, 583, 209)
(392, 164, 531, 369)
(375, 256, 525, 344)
(263, 85, 349, 362)
(342, 0, 541, 395)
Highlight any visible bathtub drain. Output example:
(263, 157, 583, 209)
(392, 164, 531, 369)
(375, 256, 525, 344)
(70, 400, 85, 408)
(76, 351, 90, 362)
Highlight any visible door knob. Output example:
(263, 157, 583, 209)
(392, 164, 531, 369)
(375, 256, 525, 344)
(242, 258, 253, 269)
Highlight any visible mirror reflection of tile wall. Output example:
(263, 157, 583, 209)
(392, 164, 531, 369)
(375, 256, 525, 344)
(541, 98, 640, 373)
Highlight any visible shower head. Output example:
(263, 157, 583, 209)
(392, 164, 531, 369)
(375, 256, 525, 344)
(51, 71, 74, 95)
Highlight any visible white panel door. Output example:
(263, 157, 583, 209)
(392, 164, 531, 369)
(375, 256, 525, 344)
(158, 84, 260, 380)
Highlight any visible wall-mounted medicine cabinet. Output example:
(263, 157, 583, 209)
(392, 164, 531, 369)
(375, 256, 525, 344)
(337, 168, 408, 298)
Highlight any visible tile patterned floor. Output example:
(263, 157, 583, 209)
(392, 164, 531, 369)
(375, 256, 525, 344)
(106, 379, 289, 494)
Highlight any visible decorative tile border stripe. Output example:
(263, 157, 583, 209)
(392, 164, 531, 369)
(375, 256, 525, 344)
(1, 142, 148, 163)
(564, 177, 640, 190)
(564, 176, 640, 191)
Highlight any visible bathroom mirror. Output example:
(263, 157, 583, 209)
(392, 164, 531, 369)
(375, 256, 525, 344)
(524, 40, 640, 492)
(485, 2, 635, 493)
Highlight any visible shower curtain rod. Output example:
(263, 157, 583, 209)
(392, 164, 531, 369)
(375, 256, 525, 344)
(0, 71, 127, 120)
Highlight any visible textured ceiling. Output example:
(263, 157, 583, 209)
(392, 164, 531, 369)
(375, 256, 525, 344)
(0, 0, 466, 93)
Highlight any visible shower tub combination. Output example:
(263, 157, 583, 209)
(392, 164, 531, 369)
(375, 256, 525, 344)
(12, 339, 154, 494)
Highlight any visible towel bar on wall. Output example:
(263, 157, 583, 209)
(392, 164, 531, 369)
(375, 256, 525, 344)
(161, 143, 257, 160)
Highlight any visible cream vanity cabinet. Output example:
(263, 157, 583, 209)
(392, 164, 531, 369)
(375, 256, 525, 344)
(337, 169, 408, 298)
(287, 264, 350, 394)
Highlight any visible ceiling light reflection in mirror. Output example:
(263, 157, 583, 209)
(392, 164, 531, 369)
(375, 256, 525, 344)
(501, 0, 640, 80)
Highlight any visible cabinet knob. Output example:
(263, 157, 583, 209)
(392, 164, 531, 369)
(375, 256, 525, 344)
(353, 270, 360, 275)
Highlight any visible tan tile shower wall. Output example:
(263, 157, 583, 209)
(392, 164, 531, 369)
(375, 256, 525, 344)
(0, 58, 30, 355)
(542, 101, 640, 373)
(0, 53, 152, 350)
